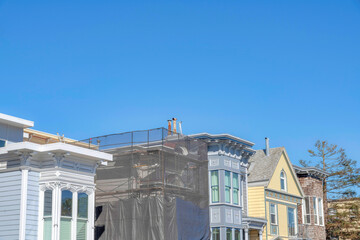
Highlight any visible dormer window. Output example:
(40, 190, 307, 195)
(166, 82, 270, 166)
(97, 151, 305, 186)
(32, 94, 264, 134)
(280, 170, 287, 191)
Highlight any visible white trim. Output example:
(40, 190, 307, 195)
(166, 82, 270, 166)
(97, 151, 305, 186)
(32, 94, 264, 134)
(87, 190, 95, 240)
(38, 189, 45, 240)
(19, 169, 29, 240)
(0, 142, 112, 162)
(71, 191, 78, 240)
(0, 113, 34, 128)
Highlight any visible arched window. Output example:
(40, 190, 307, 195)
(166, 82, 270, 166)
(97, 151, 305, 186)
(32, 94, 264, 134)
(280, 170, 287, 191)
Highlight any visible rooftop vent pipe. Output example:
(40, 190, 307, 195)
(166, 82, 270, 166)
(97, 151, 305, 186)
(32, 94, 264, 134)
(168, 120, 172, 135)
(172, 118, 177, 134)
(265, 137, 270, 156)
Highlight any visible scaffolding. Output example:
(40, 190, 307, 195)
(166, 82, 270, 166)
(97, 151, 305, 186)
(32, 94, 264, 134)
(75, 128, 210, 240)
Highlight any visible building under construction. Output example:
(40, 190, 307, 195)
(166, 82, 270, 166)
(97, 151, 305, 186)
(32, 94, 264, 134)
(76, 128, 210, 240)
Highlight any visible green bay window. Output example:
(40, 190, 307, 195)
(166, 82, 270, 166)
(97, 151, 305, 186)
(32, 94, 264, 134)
(232, 173, 239, 205)
(60, 190, 73, 239)
(225, 171, 231, 203)
(235, 229, 241, 240)
(211, 171, 219, 203)
(43, 190, 52, 240)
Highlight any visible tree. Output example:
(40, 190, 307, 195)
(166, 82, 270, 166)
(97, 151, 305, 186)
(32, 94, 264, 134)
(300, 140, 359, 199)
(300, 140, 360, 239)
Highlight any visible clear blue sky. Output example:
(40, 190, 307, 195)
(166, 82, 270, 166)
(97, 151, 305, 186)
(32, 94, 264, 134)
(1, 0, 359, 167)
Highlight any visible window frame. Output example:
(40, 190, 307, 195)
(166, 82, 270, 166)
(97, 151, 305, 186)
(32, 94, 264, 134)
(232, 173, 239, 205)
(280, 170, 287, 191)
(211, 227, 220, 240)
(318, 198, 324, 226)
(287, 207, 297, 237)
(269, 203, 278, 235)
(313, 196, 318, 225)
(224, 171, 231, 204)
(210, 170, 220, 203)
(303, 197, 311, 224)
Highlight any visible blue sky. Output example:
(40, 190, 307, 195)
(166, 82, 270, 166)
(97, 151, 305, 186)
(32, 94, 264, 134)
(0, 0, 359, 167)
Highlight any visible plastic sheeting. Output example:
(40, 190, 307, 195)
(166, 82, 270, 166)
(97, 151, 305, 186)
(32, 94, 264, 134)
(95, 197, 210, 240)
(89, 129, 209, 240)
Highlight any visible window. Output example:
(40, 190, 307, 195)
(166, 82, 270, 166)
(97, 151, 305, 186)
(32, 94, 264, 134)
(212, 228, 220, 240)
(232, 173, 239, 205)
(225, 171, 231, 203)
(270, 203, 278, 235)
(43, 190, 52, 239)
(77, 192, 88, 240)
(235, 229, 241, 240)
(303, 197, 311, 224)
(60, 190, 73, 239)
(287, 207, 297, 236)
(240, 176, 244, 208)
(211, 171, 219, 203)
(226, 228, 232, 240)
(318, 198, 323, 225)
(313, 197, 318, 225)
(280, 171, 287, 191)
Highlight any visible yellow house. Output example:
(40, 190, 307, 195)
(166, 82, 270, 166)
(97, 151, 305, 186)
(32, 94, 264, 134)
(247, 142, 304, 240)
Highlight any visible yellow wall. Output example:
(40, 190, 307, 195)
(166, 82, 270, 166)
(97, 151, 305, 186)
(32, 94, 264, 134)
(267, 153, 302, 196)
(248, 186, 265, 218)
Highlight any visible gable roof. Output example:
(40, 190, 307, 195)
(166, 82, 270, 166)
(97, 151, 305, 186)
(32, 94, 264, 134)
(248, 147, 284, 183)
(248, 146, 304, 197)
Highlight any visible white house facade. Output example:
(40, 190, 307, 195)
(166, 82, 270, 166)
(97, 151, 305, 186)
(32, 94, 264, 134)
(0, 113, 112, 240)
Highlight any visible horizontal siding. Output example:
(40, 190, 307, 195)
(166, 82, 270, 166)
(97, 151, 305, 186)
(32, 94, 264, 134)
(0, 171, 21, 239)
(26, 171, 39, 240)
(248, 186, 265, 218)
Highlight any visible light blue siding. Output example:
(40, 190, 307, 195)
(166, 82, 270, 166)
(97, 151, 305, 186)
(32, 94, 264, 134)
(0, 171, 22, 240)
(26, 171, 39, 240)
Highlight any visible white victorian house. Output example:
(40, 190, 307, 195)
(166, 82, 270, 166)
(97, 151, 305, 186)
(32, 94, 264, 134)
(0, 113, 112, 240)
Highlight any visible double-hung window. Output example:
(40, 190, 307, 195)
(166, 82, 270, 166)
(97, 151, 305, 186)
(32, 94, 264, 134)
(43, 190, 53, 239)
(287, 207, 296, 236)
(232, 173, 239, 205)
(226, 228, 232, 240)
(313, 197, 318, 225)
(211, 227, 220, 240)
(224, 171, 231, 203)
(270, 203, 278, 235)
(77, 192, 88, 240)
(303, 197, 311, 224)
(280, 171, 287, 191)
(235, 229, 241, 240)
(211, 171, 219, 203)
(60, 190, 73, 239)
(318, 198, 324, 225)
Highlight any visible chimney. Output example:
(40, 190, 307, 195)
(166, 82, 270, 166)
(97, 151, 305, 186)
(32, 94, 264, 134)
(172, 118, 177, 134)
(168, 120, 172, 135)
(178, 121, 183, 135)
(265, 137, 270, 156)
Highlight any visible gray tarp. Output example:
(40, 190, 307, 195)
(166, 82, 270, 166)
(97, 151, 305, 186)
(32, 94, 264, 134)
(96, 197, 210, 240)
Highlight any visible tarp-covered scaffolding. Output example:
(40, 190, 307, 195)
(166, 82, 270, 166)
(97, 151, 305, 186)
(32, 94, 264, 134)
(78, 128, 210, 240)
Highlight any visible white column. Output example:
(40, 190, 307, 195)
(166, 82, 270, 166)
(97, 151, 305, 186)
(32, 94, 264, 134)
(244, 228, 249, 240)
(259, 230, 263, 240)
(53, 185, 61, 240)
(71, 191, 78, 240)
(87, 190, 95, 240)
(19, 169, 29, 240)
(38, 189, 45, 240)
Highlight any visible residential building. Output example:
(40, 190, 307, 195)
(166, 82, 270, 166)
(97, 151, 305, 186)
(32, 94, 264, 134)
(87, 128, 210, 240)
(192, 133, 266, 240)
(247, 139, 304, 240)
(293, 165, 328, 240)
(0, 113, 112, 240)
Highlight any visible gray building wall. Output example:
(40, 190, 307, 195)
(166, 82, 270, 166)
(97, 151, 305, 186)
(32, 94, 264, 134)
(26, 171, 40, 240)
(0, 123, 23, 143)
(0, 170, 22, 239)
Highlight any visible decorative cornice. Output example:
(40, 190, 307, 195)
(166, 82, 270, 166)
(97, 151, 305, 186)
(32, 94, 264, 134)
(40, 182, 94, 194)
